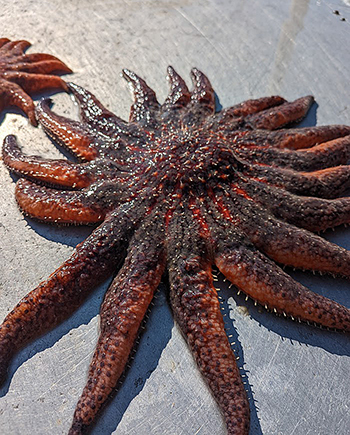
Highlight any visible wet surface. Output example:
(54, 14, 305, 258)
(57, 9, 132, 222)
(0, 0, 349, 434)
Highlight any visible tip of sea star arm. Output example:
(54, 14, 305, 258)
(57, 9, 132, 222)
(168, 252, 250, 434)
(190, 67, 216, 111)
(0, 38, 10, 48)
(0, 39, 31, 54)
(163, 65, 191, 108)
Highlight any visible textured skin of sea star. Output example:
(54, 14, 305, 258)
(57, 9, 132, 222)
(1, 66, 350, 435)
(0, 38, 71, 124)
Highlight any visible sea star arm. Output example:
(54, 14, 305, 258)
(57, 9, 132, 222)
(243, 125, 350, 150)
(0, 209, 134, 385)
(0, 38, 10, 48)
(239, 178, 350, 231)
(160, 66, 191, 124)
(244, 96, 314, 130)
(35, 97, 140, 163)
(162, 66, 191, 109)
(189, 68, 215, 112)
(0, 39, 71, 75)
(235, 134, 350, 170)
(214, 238, 350, 331)
(206, 191, 350, 277)
(168, 240, 250, 435)
(0, 39, 31, 55)
(181, 68, 216, 126)
(3, 71, 69, 94)
(2, 135, 93, 188)
(5, 58, 71, 74)
(242, 161, 350, 198)
(35, 98, 101, 161)
(0, 79, 39, 124)
(238, 212, 350, 277)
(222, 95, 286, 118)
(66, 82, 132, 136)
(69, 219, 166, 435)
(14, 178, 106, 224)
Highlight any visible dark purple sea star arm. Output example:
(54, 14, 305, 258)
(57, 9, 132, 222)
(2, 135, 93, 189)
(66, 82, 132, 136)
(242, 125, 350, 150)
(168, 250, 250, 435)
(235, 134, 350, 171)
(214, 241, 350, 331)
(160, 66, 191, 124)
(69, 220, 166, 435)
(190, 68, 215, 112)
(237, 212, 350, 277)
(242, 162, 350, 198)
(181, 68, 216, 126)
(122, 68, 160, 125)
(0, 209, 134, 385)
(162, 66, 191, 109)
(239, 177, 350, 231)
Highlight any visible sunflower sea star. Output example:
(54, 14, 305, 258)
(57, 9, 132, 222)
(1, 66, 350, 434)
(0, 38, 71, 125)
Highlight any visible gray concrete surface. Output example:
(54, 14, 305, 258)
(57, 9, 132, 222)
(0, 0, 349, 434)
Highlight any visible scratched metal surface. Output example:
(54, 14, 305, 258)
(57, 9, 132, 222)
(0, 0, 349, 434)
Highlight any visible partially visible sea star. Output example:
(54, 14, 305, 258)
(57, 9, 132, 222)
(0, 66, 350, 435)
(0, 38, 71, 124)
